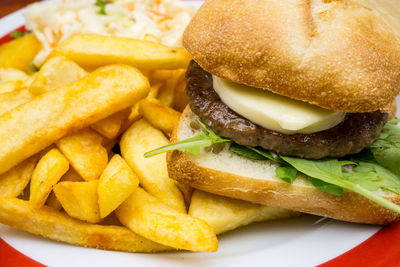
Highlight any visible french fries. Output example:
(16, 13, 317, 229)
(0, 68, 29, 82)
(30, 55, 87, 95)
(0, 197, 170, 252)
(30, 148, 69, 209)
(54, 180, 101, 223)
(139, 98, 181, 135)
(0, 81, 22, 94)
(189, 190, 300, 235)
(157, 69, 185, 107)
(0, 34, 42, 72)
(52, 34, 191, 70)
(0, 88, 33, 116)
(56, 129, 108, 181)
(91, 109, 130, 139)
(0, 156, 38, 197)
(116, 187, 218, 252)
(120, 119, 186, 213)
(0, 64, 149, 175)
(98, 155, 139, 218)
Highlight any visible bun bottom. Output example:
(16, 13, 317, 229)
(167, 107, 400, 225)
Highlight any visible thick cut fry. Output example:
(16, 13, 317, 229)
(116, 187, 217, 252)
(139, 98, 181, 135)
(175, 181, 193, 208)
(0, 197, 170, 252)
(173, 78, 188, 112)
(0, 34, 41, 72)
(120, 103, 142, 133)
(0, 88, 33, 116)
(157, 69, 185, 106)
(0, 81, 22, 94)
(0, 64, 149, 175)
(56, 129, 108, 181)
(52, 34, 191, 70)
(98, 155, 139, 218)
(30, 56, 87, 95)
(0, 68, 29, 82)
(91, 109, 130, 139)
(46, 192, 62, 211)
(120, 120, 185, 213)
(54, 180, 101, 223)
(147, 83, 162, 100)
(189, 190, 300, 235)
(0, 156, 38, 197)
(30, 148, 69, 209)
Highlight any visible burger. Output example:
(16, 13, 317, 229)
(146, 0, 400, 224)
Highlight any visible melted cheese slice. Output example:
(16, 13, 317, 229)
(213, 76, 345, 134)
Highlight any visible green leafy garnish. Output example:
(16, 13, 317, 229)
(276, 166, 297, 184)
(144, 119, 230, 157)
(10, 30, 25, 39)
(310, 178, 343, 196)
(370, 119, 400, 176)
(95, 0, 108, 15)
(229, 143, 266, 160)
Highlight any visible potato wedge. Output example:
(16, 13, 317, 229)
(98, 155, 139, 218)
(46, 192, 62, 211)
(0, 68, 29, 82)
(91, 109, 130, 139)
(30, 55, 87, 95)
(54, 180, 101, 223)
(52, 34, 191, 70)
(0, 197, 170, 252)
(30, 148, 69, 209)
(0, 64, 149, 175)
(157, 69, 185, 107)
(0, 88, 34, 117)
(0, 34, 41, 72)
(120, 120, 185, 213)
(139, 99, 181, 135)
(147, 83, 162, 100)
(120, 103, 142, 133)
(116, 187, 217, 252)
(189, 190, 300, 235)
(0, 156, 38, 197)
(56, 129, 108, 181)
(0, 81, 22, 94)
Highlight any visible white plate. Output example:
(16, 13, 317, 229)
(0, 1, 398, 266)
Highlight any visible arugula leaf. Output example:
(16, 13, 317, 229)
(311, 178, 343, 196)
(276, 166, 297, 184)
(370, 119, 400, 176)
(281, 156, 400, 213)
(247, 146, 282, 163)
(144, 119, 230, 157)
(10, 30, 25, 39)
(229, 143, 266, 160)
(95, 0, 108, 15)
(344, 161, 400, 194)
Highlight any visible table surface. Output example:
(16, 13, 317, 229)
(0, 0, 40, 18)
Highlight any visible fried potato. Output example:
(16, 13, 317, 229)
(0, 81, 22, 94)
(30, 55, 87, 95)
(147, 83, 162, 100)
(52, 34, 191, 70)
(0, 64, 149, 175)
(0, 68, 29, 82)
(189, 190, 300, 235)
(91, 109, 130, 139)
(54, 180, 101, 223)
(56, 129, 108, 181)
(45, 168, 83, 210)
(0, 197, 170, 252)
(157, 69, 185, 107)
(0, 88, 33, 116)
(0, 156, 38, 197)
(175, 182, 193, 208)
(120, 103, 142, 133)
(139, 98, 181, 135)
(120, 120, 185, 213)
(173, 78, 188, 112)
(0, 34, 41, 72)
(116, 187, 217, 252)
(98, 155, 139, 218)
(30, 148, 69, 209)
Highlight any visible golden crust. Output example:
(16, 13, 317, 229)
(183, 0, 400, 112)
(166, 107, 400, 224)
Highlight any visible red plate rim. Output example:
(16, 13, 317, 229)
(0, 19, 399, 267)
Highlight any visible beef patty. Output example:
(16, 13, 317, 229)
(186, 61, 388, 159)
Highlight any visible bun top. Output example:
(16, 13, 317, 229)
(183, 0, 400, 112)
